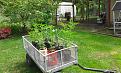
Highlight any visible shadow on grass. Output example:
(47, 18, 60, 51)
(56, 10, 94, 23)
(15, 61, 43, 73)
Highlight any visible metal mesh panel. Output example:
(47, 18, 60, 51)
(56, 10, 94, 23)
(45, 46, 77, 71)
(46, 51, 62, 71)
(23, 38, 34, 59)
(26, 40, 35, 59)
(34, 50, 45, 70)
(23, 36, 45, 70)
(62, 48, 75, 64)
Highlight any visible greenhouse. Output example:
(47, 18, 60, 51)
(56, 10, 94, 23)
(0, 0, 121, 73)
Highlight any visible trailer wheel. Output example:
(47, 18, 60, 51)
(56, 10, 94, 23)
(26, 53, 34, 66)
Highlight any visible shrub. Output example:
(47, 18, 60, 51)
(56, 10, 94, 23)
(0, 27, 11, 39)
(0, 22, 23, 36)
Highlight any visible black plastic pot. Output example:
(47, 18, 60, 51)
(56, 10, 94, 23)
(44, 38, 51, 49)
(55, 46, 64, 50)
(32, 40, 40, 50)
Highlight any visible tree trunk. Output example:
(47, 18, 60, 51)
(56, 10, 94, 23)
(22, 22, 27, 35)
(98, 0, 100, 16)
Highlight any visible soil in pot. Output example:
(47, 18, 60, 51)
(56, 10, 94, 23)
(55, 46, 64, 50)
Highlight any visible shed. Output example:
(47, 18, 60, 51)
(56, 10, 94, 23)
(112, 1, 121, 36)
(57, 2, 76, 18)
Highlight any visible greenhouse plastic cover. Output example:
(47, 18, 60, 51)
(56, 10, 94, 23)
(112, 1, 121, 11)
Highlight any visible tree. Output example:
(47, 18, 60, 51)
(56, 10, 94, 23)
(2, 0, 59, 34)
(75, 0, 103, 21)
(0, 0, 6, 13)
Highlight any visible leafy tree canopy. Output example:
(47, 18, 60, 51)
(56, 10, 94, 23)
(2, 0, 59, 25)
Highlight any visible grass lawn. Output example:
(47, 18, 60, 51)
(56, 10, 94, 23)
(0, 31, 121, 73)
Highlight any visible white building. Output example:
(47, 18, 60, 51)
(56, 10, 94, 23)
(57, 2, 76, 18)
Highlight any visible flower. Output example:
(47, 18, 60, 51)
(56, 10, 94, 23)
(0, 27, 11, 39)
(52, 29, 55, 32)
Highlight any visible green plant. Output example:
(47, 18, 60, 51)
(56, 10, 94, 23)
(29, 20, 77, 50)
(10, 23, 23, 35)
(30, 24, 54, 40)
(58, 20, 77, 47)
(29, 24, 55, 50)
(2, 0, 58, 34)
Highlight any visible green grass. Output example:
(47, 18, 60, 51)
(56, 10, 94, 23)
(0, 31, 121, 73)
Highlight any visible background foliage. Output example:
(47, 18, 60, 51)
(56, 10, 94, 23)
(0, 0, 58, 29)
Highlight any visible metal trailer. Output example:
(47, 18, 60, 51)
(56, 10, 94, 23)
(22, 35, 78, 73)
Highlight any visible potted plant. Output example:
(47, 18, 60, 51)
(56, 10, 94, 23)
(29, 20, 76, 63)
(29, 24, 56, 54)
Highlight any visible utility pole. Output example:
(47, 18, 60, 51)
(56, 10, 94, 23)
(87, 0, 89, 22)
(108, 0, 111, 26)
(56, 8, 58, 25)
